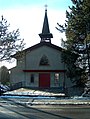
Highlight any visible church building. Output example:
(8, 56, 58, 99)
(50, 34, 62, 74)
(10, 8, 73, 92)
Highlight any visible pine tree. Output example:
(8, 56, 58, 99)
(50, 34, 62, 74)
(56, 0, 90, 87)
(0, 66, 10, 85)
(66, 0, 90, 45)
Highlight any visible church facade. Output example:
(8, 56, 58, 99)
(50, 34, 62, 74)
(10, 8, 73, 92)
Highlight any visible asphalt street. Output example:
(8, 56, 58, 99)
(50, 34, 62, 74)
(0, 97, 90, 119)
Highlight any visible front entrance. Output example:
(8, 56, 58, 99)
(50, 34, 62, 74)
(39, 73, 50, 88)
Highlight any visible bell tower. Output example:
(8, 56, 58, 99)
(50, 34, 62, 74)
(39, 6, 53, 43)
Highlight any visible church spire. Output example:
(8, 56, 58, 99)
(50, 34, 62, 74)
(39, 6, 53, 43)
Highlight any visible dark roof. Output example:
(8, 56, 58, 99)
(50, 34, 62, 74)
(42, 9, 50, 34)
(12, 42, 63, 58)
(25, 42, 62, 52)
(39, 9, 53, 40)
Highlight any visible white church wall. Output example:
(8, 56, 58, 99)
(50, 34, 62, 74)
(10, 44, 73, 89)
(24, 45, 65, 70)
(24, 72, 39, 87)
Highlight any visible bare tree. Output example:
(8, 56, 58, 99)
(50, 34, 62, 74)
(0, 16, 25, 61)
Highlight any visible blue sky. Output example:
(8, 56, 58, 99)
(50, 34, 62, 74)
(0, 0, 73, 68)
(0, 0, 72, 10)
(0, 0, 73, 46)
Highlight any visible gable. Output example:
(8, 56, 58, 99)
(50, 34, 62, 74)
(25, 42, 62, 54)
(13, 42, 65, 70)
(12, 42, 62, 59)
(23, 44, 64, 70)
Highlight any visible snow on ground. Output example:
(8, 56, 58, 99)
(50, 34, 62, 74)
(1, 88, 90, 105)
(3, 88, 65, 97)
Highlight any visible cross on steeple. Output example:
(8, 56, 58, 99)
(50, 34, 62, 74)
(45, 4, 48, 11)
(39, 6, 53, 43)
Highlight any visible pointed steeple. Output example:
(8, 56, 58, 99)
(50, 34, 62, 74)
(39, 6, 53, 43)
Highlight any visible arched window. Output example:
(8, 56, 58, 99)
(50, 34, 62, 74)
(39, 55, 49, 65)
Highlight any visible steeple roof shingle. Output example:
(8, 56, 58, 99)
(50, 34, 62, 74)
(39, 7, 53, 43)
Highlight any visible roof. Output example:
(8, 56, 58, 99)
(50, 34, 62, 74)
(12, 42, 63, 58)
(39, 8, 53, 41)
(25, 42, 62, 51)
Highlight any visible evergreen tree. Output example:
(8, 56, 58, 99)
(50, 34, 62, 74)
(0, 66, 10, 85)
(56, 0, 90, 87)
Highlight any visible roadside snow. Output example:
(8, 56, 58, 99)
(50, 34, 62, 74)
(1, 88, 90, 105)
(3, 88, 65, 97)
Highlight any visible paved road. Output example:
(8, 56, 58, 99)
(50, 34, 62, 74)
(0, 97, 90, 119)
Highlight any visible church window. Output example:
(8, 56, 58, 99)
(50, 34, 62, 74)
(54, 73, 59, 86)
(39, 55, 49, 65)
(31, 74, 34, 83)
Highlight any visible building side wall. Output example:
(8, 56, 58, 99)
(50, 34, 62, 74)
(10, 67, 25, 85)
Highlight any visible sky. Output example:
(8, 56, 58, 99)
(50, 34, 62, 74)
(0, 0, 72, 68)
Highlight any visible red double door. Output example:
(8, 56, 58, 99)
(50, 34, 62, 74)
(39, 73, 50, 88)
